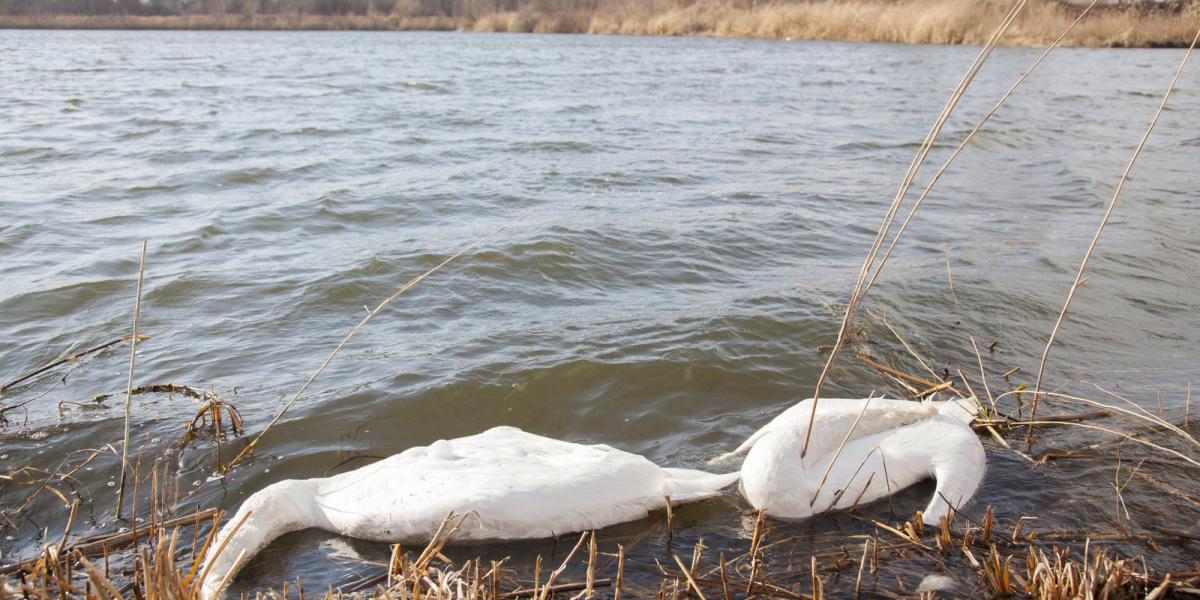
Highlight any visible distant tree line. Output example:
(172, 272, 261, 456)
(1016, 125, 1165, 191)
(0, 0, 649, 17)
(0, 0, 762, 18)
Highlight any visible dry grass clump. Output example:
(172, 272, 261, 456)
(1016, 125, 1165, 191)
(471, 10, 593, 34)
(972, 524, 1168, 599)
(2, 0, 1197, 47)
(2, 512, 502, 600)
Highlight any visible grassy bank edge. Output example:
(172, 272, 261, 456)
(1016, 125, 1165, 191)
(1, 1, 1197, 48)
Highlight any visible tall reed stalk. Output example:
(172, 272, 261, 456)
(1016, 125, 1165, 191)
(226, 215, 525, 469)
(116, 240, 147, 520)
(800, 0, 1029, 457)
(1028, 26, 1200, 441)
(860, 0, 1101, 296)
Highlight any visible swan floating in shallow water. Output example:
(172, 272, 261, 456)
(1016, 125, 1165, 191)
(720, 397, 985, 526)
(201, 426, 739, 599)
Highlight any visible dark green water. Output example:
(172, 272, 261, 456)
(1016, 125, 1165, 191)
(1, 30, 1197, 595)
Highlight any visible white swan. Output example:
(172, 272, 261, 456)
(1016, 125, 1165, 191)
(721, 397, 985, 526)
(200, 426, 739, 599)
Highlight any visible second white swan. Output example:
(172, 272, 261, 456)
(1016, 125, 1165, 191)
(720, 397, 985, 525)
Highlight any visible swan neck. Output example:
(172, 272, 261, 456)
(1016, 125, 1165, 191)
(200, 479, 321, 600)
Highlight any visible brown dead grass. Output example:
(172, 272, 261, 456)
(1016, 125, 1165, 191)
(578, 0, 1200, 47)
(4, 506, 1181, 600)
(2, 1, 1197, 48)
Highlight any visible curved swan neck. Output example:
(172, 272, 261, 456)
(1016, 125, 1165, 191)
(923, 468, 982, 525)
(200, 479, 322, 600)
(921, 434, 986, 525)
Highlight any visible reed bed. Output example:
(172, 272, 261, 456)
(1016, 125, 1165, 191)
(2, 0, 1198, 48)
(576, 0, 1200, 47)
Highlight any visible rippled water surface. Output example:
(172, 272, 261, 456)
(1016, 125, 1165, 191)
(2, 30, 1198, 594)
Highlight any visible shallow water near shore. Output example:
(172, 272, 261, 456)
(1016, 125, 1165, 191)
(1, 30, 1198, 594)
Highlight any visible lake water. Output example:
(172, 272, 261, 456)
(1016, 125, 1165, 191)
(1, 30, 1197, 594)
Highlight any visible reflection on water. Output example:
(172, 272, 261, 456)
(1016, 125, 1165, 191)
(1, 30, 1198, 592)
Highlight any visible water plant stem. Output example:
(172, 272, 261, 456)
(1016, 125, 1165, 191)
(116, 240, 147, 520)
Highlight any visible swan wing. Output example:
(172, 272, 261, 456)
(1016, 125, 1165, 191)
(738, 398, 938, 465)
(314, 427, 694, 541)
(710, 399, 842, 461)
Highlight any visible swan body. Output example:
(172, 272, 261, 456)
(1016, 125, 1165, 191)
(725, 397, 984, 526)
(201, 426, 738, 599)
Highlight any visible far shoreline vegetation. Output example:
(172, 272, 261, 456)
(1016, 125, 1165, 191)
(1, 0, 1197, 47)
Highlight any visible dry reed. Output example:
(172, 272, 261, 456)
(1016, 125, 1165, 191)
(0, 336, 147, 396)
(6, 407, 1198, 599)
(226, 215, 524, 469)
(1029, 24, 1200, 433)
(116, 240, 147, 520)
(859, 0, 1099, 299)
(799, 0, 1028, 457)
(623, 0, 1198, 47)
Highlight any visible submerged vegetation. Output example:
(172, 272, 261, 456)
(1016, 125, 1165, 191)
(0, 0, 1197, 47)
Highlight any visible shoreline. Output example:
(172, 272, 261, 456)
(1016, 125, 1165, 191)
(2, 1, 1197, 48)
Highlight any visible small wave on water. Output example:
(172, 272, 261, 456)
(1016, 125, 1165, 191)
(399, 80, 452, 93)
(214, 166, 288, 186)
(121, 183, 188, 198)
(442, 115, 487, 127)
(0, 146, 59, 159)
(42, 67, 109, 73)
(509, 139, 603, 154)
(557, 102, 602, 114)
